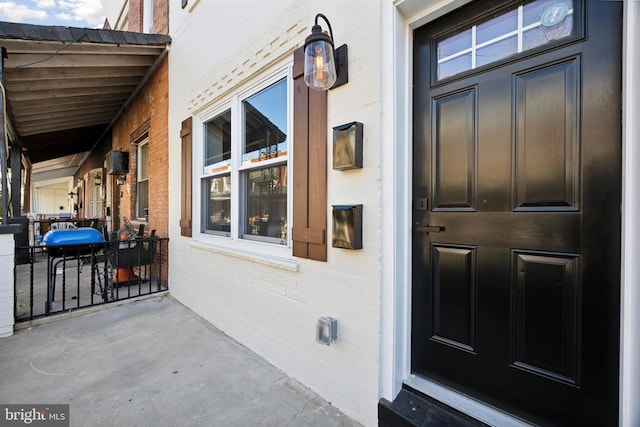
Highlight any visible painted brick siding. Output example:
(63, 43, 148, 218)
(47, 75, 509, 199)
(168, 2, 381, 425)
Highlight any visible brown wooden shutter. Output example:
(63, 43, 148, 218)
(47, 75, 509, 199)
(180, 117, 193, 237)
(292, 47, 327, 261)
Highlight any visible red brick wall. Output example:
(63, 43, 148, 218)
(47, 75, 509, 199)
(128, 0, 143, 32)
(128, 0, 168, 34)
(110, 56, 169, 239)
(154, 0, 169, 34)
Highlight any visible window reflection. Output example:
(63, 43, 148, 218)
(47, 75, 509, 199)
(476, 9, 517, 44)
(205, 110, 232, 172)
(523, 2, 574, 50)
(476, 36, 517, 68)
(204, 175, 231, 234)
(438, 29, 471, 59)
(243, 79, 288, 164)
(245, 165, 287, 241)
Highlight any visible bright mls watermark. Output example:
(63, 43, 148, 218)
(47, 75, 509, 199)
(0, 405, 68, 427)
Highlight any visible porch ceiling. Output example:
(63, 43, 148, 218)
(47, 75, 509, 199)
(0, 21, 170, 167)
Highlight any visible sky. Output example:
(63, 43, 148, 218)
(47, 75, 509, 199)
(0, 0, 105, 28)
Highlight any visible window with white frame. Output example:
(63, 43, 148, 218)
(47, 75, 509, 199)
(200, 74, 289, 245)
(89, 169, 103, 218)
(136, 140, 149, 221)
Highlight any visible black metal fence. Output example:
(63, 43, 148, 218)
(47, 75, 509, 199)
(14, 235, 169, 321)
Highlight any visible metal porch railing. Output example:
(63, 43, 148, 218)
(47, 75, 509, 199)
(14, 235, 169, 322)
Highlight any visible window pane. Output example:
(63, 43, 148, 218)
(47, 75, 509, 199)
(436, 0, 575, 80)
(524, 0, 572, 27)
(523, 1, 573, 50)
(476, 35, 517, 67)
(137, 180, 149, 220)
(137, 142, 149, 220)
(139, 143, 148, 180)
(438, 29, 471, 59)
(438, 53, 472, 81)
(205, 109, 232, 173)
(245, 165, 287, 241)
(204, 175, 231, 234)
(476, 9, 517, 45)
(243, 79, 287, 164)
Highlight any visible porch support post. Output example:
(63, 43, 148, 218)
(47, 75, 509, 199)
(0, 47, 8, 223)
(0, 225, 19, 337)
(9, 138, 21, 217)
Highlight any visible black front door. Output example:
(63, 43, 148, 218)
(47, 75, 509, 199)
(411, 1, 621, 425)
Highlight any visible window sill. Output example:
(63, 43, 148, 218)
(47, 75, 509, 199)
(188, 240, 300, 272)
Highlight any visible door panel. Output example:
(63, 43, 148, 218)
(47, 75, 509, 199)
(513, 251, 579, 385)
(431, 244, 477, 353)
(514, 58, 579, 210)
(412, 1, 621, 425)
(433, 88, 477, 210)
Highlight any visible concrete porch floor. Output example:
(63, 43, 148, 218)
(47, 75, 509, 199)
(0, 295, 361, 427)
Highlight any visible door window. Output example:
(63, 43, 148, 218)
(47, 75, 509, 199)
(437, 0, 576, 80)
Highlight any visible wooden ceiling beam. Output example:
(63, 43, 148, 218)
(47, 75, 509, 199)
(4, 65, 148, 81)
(5, 53, 155, 68)
(18, 115, 114, 135)
(0, 40, 166, 55)
(10, 100, 124, 116)
(7, 75, 143, 91)
(15, 106, 121, 124)
(9, 96, 128, 111)
(6, 85, 137, 101)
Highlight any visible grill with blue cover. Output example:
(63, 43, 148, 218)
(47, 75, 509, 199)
(44, 227, 105, 312)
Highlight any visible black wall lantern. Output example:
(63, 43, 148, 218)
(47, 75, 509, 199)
(304, 13, 348, 91)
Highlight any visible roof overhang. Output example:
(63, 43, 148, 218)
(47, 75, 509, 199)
(0, 21, 171, 173)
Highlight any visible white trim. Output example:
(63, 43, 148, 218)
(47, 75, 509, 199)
(380, 0, 413, 402)
(188, 240, 299, 272)
(385, 0, 476, 408)
(620, 1, 640, 425)
(193, 65, 292, 252)
(136, 139, 149, 221)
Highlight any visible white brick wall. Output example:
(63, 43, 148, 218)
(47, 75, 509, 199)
(0, 234, 15, 337)
(169, 1, 382, 425)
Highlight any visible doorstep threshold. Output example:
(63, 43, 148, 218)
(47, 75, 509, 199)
(391, 375, 533, 427)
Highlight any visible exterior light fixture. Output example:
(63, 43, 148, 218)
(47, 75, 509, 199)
(95, 175, 102, 186)
(303, 13, 348, 91)
(116, 175, 127, 186)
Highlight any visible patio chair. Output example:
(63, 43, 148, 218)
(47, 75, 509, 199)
(49, 221, 77, 230)
(107, 229, 158, 286)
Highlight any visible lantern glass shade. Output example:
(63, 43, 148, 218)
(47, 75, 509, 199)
(304, 39, 337, 91)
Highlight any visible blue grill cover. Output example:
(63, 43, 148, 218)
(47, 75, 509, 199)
(44, 227, 105, 246)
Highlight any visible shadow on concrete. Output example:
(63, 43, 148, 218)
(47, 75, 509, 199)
(0, 295, 360, 427)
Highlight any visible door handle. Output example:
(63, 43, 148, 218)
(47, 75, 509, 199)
(415, 224, 444, 233)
